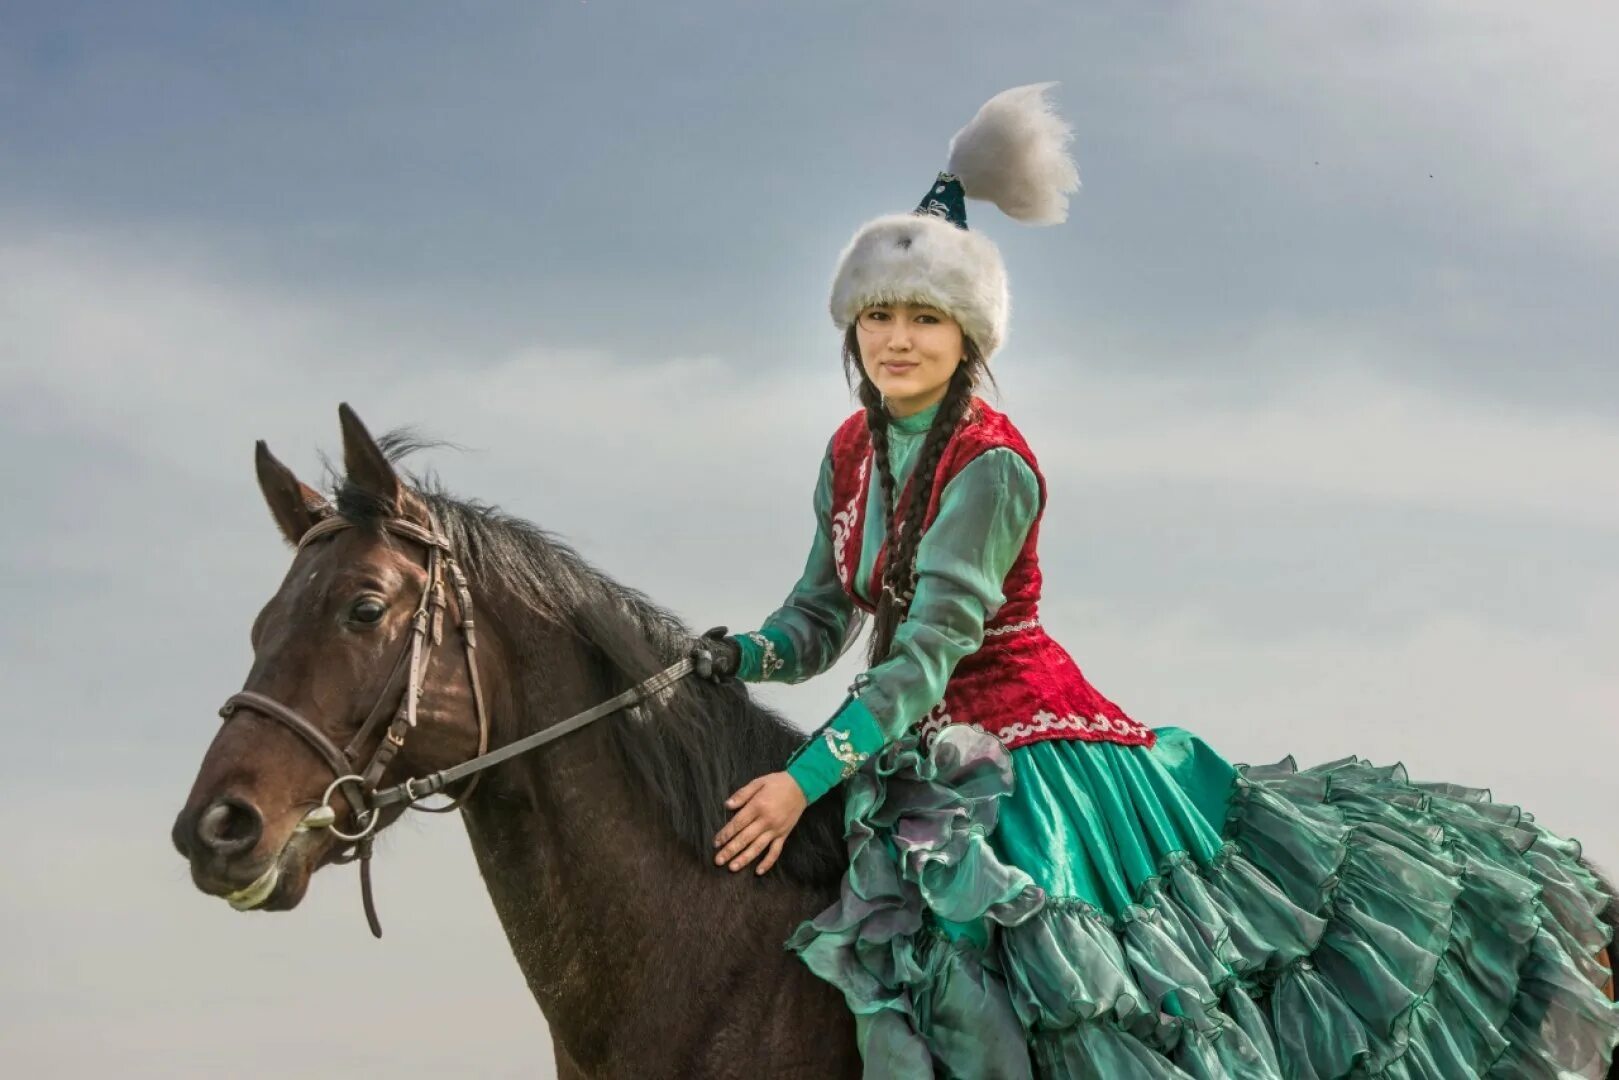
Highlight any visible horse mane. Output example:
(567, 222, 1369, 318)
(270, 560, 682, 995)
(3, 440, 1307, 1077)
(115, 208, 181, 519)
(332, 433, 849, 888)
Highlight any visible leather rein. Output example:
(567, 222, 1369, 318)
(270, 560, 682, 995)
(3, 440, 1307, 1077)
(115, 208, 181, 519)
(216, 511, 694, 937)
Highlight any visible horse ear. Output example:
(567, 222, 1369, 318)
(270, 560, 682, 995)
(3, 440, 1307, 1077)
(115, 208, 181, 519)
(338, 402, 401, 511)
(255, 441, 331, 547)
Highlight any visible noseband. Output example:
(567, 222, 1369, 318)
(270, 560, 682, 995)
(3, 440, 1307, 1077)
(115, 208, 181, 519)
(216, 510, 695, 937)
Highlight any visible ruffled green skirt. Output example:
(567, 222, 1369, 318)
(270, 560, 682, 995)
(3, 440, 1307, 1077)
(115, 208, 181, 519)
(785, 726, 1619, 1079)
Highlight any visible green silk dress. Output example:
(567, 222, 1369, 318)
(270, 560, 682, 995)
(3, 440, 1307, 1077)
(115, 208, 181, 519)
(730, 401, 1619, 1079)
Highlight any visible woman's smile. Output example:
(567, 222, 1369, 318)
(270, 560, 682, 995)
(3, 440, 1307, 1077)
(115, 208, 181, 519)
(856, 302, 965, 417)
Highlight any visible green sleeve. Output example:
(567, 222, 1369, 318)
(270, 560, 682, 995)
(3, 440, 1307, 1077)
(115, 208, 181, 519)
(785, 448, 1042, 804)
(782, 697, 884, 802)
(730, 439, 860, 684)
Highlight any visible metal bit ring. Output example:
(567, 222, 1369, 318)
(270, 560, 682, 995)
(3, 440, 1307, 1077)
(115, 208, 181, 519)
(318, 773, 381, 842)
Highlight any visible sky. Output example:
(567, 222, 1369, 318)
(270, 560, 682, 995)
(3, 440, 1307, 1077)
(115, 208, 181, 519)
(2, 1, 1616, 1075)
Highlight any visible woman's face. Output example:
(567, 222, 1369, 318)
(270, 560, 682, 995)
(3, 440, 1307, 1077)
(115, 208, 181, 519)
(855, 302, 965, 418)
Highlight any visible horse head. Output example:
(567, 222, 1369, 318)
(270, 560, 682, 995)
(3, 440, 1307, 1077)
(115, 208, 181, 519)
(171, 404, 489, 917)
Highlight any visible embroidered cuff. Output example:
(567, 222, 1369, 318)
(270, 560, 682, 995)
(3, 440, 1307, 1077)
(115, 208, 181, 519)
(732, 627, 793, 682)
(785, 697, 885, 805)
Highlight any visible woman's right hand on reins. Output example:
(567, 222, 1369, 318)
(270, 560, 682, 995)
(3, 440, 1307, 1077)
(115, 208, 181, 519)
(689, 625, 742, 682)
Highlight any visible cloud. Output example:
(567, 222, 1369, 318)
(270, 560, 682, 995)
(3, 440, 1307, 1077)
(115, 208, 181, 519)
(10, 225, 1615, 530)
(1159, 0, 1619, 252)
(1012, 326, 1619, 530)
(5, 7, 1617, 1073)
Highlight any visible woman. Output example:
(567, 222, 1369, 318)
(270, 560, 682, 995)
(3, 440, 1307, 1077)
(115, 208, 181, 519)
(692, 85, 1618, 1079)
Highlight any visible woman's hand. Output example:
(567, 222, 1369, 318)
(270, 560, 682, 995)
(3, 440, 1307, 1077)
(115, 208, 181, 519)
(713, 771, 806, 875)
(689, 625, 741, 683)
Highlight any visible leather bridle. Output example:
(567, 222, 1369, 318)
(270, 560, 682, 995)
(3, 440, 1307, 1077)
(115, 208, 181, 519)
(217, 512, 489, 934)
(216, 510, 696, 937)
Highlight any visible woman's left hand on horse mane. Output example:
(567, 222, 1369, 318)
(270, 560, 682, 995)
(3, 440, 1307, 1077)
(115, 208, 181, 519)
(714, 772, 808, 875)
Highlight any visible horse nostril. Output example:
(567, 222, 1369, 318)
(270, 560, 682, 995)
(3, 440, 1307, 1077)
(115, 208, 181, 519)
(196, 796, 262, 857)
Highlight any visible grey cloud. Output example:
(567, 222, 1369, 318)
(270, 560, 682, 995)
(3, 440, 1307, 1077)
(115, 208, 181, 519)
(5, 4, 1618, 1073)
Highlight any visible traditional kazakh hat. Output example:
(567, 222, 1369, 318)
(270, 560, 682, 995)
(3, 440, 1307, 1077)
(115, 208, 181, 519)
(828, 83, 1081, 360)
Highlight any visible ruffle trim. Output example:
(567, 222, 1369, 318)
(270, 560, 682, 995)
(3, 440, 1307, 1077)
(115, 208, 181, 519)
(789, 729, 1619, 1079)
(1230, 757, 1619, 1079)
(1004, 756, 1619, 1078)
(785, 723, 1044, 1077)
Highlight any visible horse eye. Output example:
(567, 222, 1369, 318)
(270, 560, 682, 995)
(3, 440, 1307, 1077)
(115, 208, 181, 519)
(350, 599, 386, 625)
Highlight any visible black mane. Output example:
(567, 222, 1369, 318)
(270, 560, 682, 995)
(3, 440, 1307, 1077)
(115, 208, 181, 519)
(334, 434, 848, 887)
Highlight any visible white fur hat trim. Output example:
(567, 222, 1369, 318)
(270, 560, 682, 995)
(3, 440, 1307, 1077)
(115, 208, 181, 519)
(828, 212, 1009, 358)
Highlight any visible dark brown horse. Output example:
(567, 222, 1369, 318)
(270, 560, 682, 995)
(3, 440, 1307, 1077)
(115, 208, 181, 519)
(174, 406, 1617, 1079)
(171, 405, 860, 1078)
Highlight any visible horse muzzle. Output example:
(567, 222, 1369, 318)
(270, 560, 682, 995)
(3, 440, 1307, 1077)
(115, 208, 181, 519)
(171, 795, 327, 911)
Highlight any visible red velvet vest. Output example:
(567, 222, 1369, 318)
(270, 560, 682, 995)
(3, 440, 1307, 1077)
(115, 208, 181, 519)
(829, 397, 1154, 751)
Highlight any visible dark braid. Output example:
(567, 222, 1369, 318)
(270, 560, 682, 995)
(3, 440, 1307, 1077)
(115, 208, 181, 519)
(859, 376, 899, 531)
(841, 326, 998, 667)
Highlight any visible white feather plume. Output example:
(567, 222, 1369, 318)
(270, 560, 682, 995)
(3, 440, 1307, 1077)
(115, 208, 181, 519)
(946, 82, 1080, 225)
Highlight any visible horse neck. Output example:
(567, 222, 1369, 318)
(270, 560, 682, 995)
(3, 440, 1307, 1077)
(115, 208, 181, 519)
(454, 597, 833, 1066)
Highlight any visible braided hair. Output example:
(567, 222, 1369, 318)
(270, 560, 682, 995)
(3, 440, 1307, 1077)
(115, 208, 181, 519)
(840, 324, 998, 667)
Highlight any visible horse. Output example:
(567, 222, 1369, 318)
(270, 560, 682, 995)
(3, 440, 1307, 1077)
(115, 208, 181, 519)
(173, 405, 1617, 1079)
(171, 405, 860, 1078)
